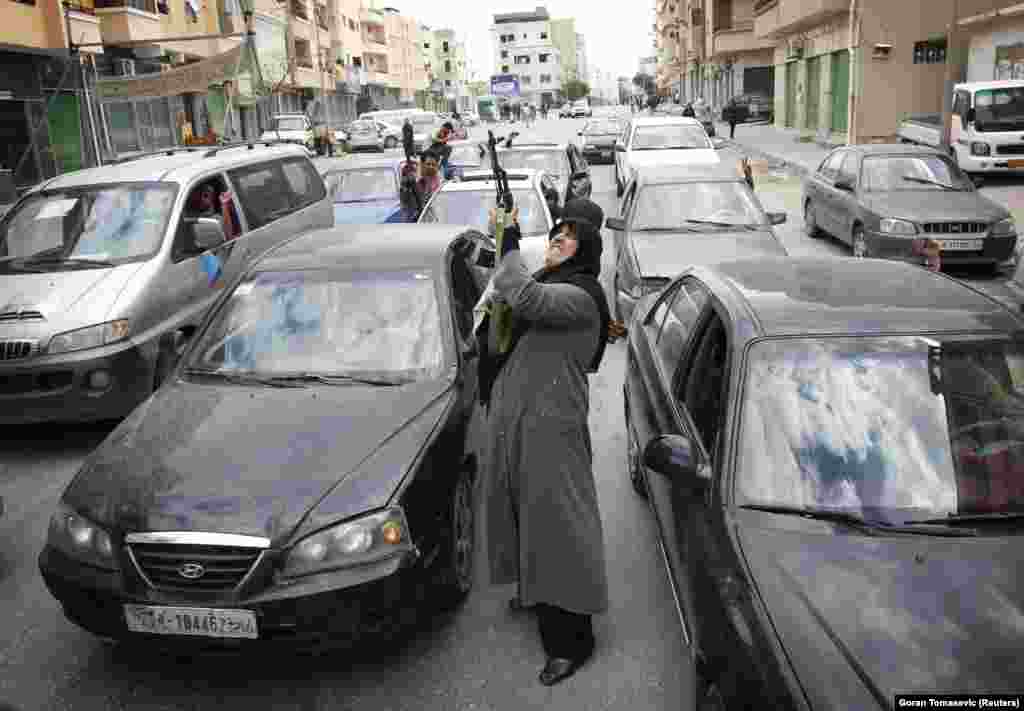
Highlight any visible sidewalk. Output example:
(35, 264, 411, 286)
(716, 120, 842, 177)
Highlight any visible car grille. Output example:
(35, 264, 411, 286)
(0, 310, 43, 322)
(996, 144, 1024, 156)
(922, 221, 989, 235)
(0, 371, 73, 396)
(130, 543, 263, 592)
(0, 339, 38, 361)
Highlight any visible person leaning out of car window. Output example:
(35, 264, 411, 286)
(185, 181, 239, 241)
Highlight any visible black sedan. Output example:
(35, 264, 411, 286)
(625, 255, 1024, 708)
(496, 141, 592, 205)
(39, 224, 490, 651)
(606, 163, 788, 325)
(802, 143, 1017, 268)
(577, 119, 623, 164)
(723, 93, 773, 124)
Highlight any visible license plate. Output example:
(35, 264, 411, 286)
(937, 239, 983, 251)
(124, 604, 258, 639)
(1009, 159, 1024, 169)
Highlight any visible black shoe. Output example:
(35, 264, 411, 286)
(539, 657, 583, 686)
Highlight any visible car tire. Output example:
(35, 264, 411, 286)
(625, 398, 648, 499)
(433, 465, 475, 610)
(385, 136, 397, 149)
(852, 225, 869, 258)
(804, 200, 823, 239)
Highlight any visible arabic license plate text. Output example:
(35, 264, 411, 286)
(938, 239, 983, 251)
(124, 604, 258, 639)
(1008, 159, 1024, 169)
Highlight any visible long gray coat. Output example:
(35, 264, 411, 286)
(479, 248, 609, 616)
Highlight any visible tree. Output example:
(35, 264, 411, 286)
(563, 78, 590, 101)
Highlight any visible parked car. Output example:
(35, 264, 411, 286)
(607, 163, 789, 324)
(315, 156, 411, 224)
(496, 141, 592, 205)
(344, 119, 385, 152)
(372, 120, 402, 149)
(577, 119, 623, 164)
(39, 224, 489, 651)
(571, 99, 592, 118)
(896, 80, 1024, 174)
(613, 116, 725, 197)
(625, 254, 1024, 707)
(0, 143, 333, 425)
(723, 93, 773, 124)
(802, 143, 1017, 268)
(260, 114, 314, 149)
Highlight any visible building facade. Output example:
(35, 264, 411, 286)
(492, 6, 562, 106)
(430, 28, 470, 112)
(548, 16, 577, 82)
(575, 32, 587, 79)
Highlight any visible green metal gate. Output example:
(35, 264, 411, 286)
(805, 55, 821, 131)
(784, 62, 797, 127)
(47, 94, 83, 174)
(830, 50, 850, 133)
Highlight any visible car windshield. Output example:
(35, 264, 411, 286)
(738, 335, 1024, 524)
(498, 150, 567, 179)
(449, 144, 482, 166)
(632, 125, 710, 150)
(350, 121, 376, 133)
(192, 269, 445, 379)
(632, 181, 765, 229)
(585, 122, 619, 135)
(0, 184, 177, 269)
(420, 188, 548, 236)
(329, 168, 396, 202)
(974, 87, 1024, 132)
(860, 155, 973, 192)
(274, 117, 307, 132)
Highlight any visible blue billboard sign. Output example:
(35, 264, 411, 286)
(490, 74, 521, 97)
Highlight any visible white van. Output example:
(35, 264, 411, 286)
(897, 80, 1024, 173)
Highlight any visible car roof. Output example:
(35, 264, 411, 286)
(441, 169, 543, 191)
(957, 80, 1024, 91)
(499, 143, 564, 151)
(257, 224, 473, 273)
(698, 257, 1022, 338)
(630, 116, 704, 127)
(837, 143, 948, 156)
(314, 156, 398, 173)
(36, 143, 312, 191)
(636, 162, 747, 185)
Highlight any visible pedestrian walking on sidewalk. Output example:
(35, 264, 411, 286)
(723, 101, 738, 139)
(476, 198, 614, 687)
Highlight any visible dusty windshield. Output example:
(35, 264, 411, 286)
(584, 122, 619, 135)
(632, 181, 764, 229)
(0, 184, 177, 271)
(632, 125, 710, 150)
(861, 155, 972, 192)
(420, 189, 548, 236)
(192, 269, 445, 380)
(449, 144, 482, 166)
(974, 87, 1024, 132)
(737, 336, 1024, 523)
(498, 151, 567, 179)
(274, 117, 308, 132)
(330, 168, 397, 202)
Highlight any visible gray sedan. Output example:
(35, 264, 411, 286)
(346, 120, 385, 152)
(802, 144, 1017, 268)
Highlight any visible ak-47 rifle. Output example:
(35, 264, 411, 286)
(487, 129, 515, 354)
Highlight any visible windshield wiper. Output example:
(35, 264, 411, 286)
(183, 368, 307, 388)
(683, 219, 757, 229)
(740, 503, 977, 536)
(18, 256, 117, 268)
(901, 175, 960, 191)
(902, 511, 1024, 526)
(267, 373, 410, 387)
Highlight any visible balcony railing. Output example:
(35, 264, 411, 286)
(753, 0, 776, 13)
(315, 4, 328, 29)
(291, 0, 308, 21)
(95, 0, 157, 12)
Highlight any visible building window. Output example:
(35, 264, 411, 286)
(349, 18, 356, 30)
(291, 0, 308, 21)
(295, 39, 313, 68)
(539, 53, 549, 63)
(442, 40, 449, 53)
(424, 42, 430, 49)
(521, 75, 532, 85)
(913, 39, 946, 64)
(522, 33, 527, 38)
(540, 32, 547, 39)
(540, 74, 551, 84)
(501, 50, 508, 59)
(515, 55, 530, 65)
(445, 60, 452, 72)
(501, 64, 509, 73)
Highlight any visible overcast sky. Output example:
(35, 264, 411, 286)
(398, 0, 654, 81)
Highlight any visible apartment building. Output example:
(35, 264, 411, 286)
(492, 6, 563, 106)
(431, 28, 471, 112)
(658, 0, 1024, 144)
(575, 32, 588, 79)
(548, 17, 577, 82)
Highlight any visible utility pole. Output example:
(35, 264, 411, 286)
(940, 0, 959, 151)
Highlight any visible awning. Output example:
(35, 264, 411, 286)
(96, 43, 253, 100)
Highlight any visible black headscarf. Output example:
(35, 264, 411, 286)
(477, 199, 612, 406)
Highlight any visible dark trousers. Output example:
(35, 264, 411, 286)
(536, 603, 595, 661)
(729, 121, 737, 139)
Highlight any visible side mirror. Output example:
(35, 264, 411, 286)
(605, 217, 627, 231)
(191, 217, 226, 252)
(834, 179, 854, 193)
(642, 434, 708, 492)
(767, 211, 787, 225)
(711, 137, 727, 150)
(615, 143, 626, 152)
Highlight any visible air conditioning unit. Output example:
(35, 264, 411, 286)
(114, 58, 136, 77)
(785, 38, 804, 60)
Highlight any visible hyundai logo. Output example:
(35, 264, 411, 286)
(178, 562, 206, 580)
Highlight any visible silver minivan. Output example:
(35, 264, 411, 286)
(0, 142, 333, 424)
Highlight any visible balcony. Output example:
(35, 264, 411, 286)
(712, 19, 775, 55)
(360, 7, 384, 26)
(291, 0, 308, 21)
(66, 0, 103, 51)
(754, 0, 848, 39)
(315, 3, 328, 30)
(95, 0, 163, 45)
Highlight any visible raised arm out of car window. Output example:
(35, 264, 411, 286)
(492, 249, 598, 328)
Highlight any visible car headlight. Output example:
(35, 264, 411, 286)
(47, 502, 118, 570)
(281, 507, 414, 578)
(991, 217, 1017, 236)
(47, 319, 129, 355)
(878, 218, 918, 236)
(970, 142, 991, 156)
